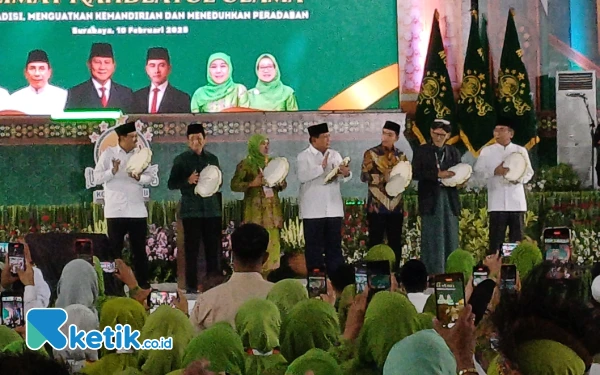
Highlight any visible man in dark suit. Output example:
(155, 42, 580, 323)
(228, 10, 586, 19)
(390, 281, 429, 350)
(65, 43, 134, 113)
(132, 47, 190, 114)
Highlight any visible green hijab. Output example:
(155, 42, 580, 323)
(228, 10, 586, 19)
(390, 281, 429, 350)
(382, 329, 456, 375)
(81, 353, 139, 375)
(508, 241, 543, 279)
(355, 292, 420, 371)
(236, 299, 286, 375)
(138, 305, 196, 375)
(99, 297, 147, 356)
(266, 279, 309, 320)
(246, 134, 270, 172)
(285, 348, 342, 375)
(364, 244, 396, 271)
(193, 52, 237, 106)
(0, 326, 22, 351)
(280, 299, 339, 362)
(251, 54, 294, 110)
(445, 249, 476, 282)
(182, 322, 246, 375)
(515, 340, 586, 375)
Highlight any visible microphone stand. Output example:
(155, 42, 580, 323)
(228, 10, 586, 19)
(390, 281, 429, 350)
(580, 94, 597, 189)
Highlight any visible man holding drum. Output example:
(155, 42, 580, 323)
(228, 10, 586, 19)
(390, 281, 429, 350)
(360, 120, 407, 271)
(297, 123, 351, 274)
(93, 121, 153, 287)
(474, 117, 534, 254)
(168, 123, 222, 293)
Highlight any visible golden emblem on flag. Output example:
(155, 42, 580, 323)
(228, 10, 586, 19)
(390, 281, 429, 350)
(417, 71, 451, 118)
(498, 68, 531, 116)
(458, 69, 493, 117)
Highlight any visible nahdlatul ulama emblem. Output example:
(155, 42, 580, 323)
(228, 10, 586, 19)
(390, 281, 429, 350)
(459, 69, 494, 116)
(418, 71, 451, 118)
(84, 116, 159, 204)
(498, 68, 531, 116)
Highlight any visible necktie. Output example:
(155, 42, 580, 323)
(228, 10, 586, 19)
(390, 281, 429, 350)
(100, 87, 108, 107)
(150, 87, 160, 114)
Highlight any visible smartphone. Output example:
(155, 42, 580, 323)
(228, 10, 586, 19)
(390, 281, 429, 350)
(307, 268, 327, 299)
(473, 265, 489, 287)
(543, 227, 572, 264)
(434, 273, 466, 328)
(147, 290, 178, 313)
(501, 243, 518, 258)
(74, 239, 93, 264)
(354, 262, 368, 294)
(8, 243, 25, 276)
(367, 260, 391, 293)
(500, 265, 517, 292)
(1, 292, 24, 328)
(0, 242, 10, 258)
(100, 261, 116, 273)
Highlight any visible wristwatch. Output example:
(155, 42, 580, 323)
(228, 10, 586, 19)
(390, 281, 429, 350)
(458, 368, 478, 375)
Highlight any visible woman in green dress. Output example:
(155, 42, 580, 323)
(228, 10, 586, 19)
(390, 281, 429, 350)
(248, 53, 298, 111)
(191, 52, 249, 113)
(231, 134, 287, 272)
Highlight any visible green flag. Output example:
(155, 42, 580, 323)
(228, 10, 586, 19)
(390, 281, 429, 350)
(457, 10, 496, 157)
(415, 9, 457, 145)
(497, 9, 538, 149)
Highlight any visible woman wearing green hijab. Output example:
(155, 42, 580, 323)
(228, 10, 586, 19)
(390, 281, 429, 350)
(248, 54, 298, 111)
(182, 322, 246, 375)
(280, 299, 340, 363)
(81, 297, 147, 375)
(445, 249, 476, 282)
(285, 349, 342, 375)
(266, 279, 308, 320)
(191, 52, 249, 113)
(231, 133, 287, 272)
(345, 291, 420, 375)
(235, 299, 287, 375)
(137, 305, 195, 375)
(0, 325, 22, 351)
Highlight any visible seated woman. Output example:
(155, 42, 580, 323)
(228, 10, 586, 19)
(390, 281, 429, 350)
(191, 52, 249, 113)
(248, 54, 298, 111)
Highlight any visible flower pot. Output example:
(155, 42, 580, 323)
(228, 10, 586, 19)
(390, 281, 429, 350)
(287, 252, 307, 277)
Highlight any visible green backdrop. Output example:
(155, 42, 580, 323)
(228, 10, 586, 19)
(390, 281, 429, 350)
(0, 0, 399, 111)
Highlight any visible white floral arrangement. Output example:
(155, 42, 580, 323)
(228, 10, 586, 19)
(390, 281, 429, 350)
(401, 217, 422, 265)
(281, 217, 305, 254)
(572, 228, 600, 265)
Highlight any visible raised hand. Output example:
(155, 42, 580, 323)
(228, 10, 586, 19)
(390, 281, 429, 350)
(111, 158, 121, 175)
(188, 170, 199, 185)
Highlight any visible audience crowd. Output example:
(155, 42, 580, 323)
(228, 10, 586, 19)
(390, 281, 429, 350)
(0, 222, 599, 375)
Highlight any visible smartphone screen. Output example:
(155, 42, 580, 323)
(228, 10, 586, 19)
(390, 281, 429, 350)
(367, 260, 391, 292)
(500, 265, 517, 292)
(74, 239, 94, 264)
(354, 263, 368, 294)
(307, 268, 327, 299)
(501, 243, 518, 257)
(100, 261, 116, 273)
(0, 243, 9, 258)
(8, 243, 25, 275)
(434, 273, 466, 328)
(543, 227, 572, 264)
(147, 290, 178, 313)
(473, 265, 489, 287)
(1, 293, 24, 328)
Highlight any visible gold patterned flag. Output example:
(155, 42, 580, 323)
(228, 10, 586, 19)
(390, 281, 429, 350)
(457, 10, 497, 157)
(415, 9, 457, 145)
(497, 9, 538, 149)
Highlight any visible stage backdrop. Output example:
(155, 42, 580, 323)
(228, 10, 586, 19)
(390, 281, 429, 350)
(0, 0, 400, 111)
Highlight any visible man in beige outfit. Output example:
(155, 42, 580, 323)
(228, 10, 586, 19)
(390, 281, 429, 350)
(189, 223, 273, 332)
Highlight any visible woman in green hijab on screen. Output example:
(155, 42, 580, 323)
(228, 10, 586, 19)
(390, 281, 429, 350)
(191, 52, 249, 113)
(248, 54, 298, 111)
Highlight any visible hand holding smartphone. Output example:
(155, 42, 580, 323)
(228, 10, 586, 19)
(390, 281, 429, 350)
(7, 243, 25, 276)
(354, 262, 368, 294)
(500, 265, 517, 292)
(1, 291, 24, 328)
(434, 273, 466, 328)
(147, 290, 178, 313)
(472, 265, 489, 287)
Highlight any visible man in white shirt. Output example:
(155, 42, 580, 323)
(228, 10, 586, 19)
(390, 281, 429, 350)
(93, 122, 153, 287)
(297, 123, 351, 274)
(0, 86, 10, 111)
(132, 47, 190, 114)
(399, 259, 429, 313)
(190, 223, 273, 332)
(474, 117, 534, 254)
(8, 49, 67, 115)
